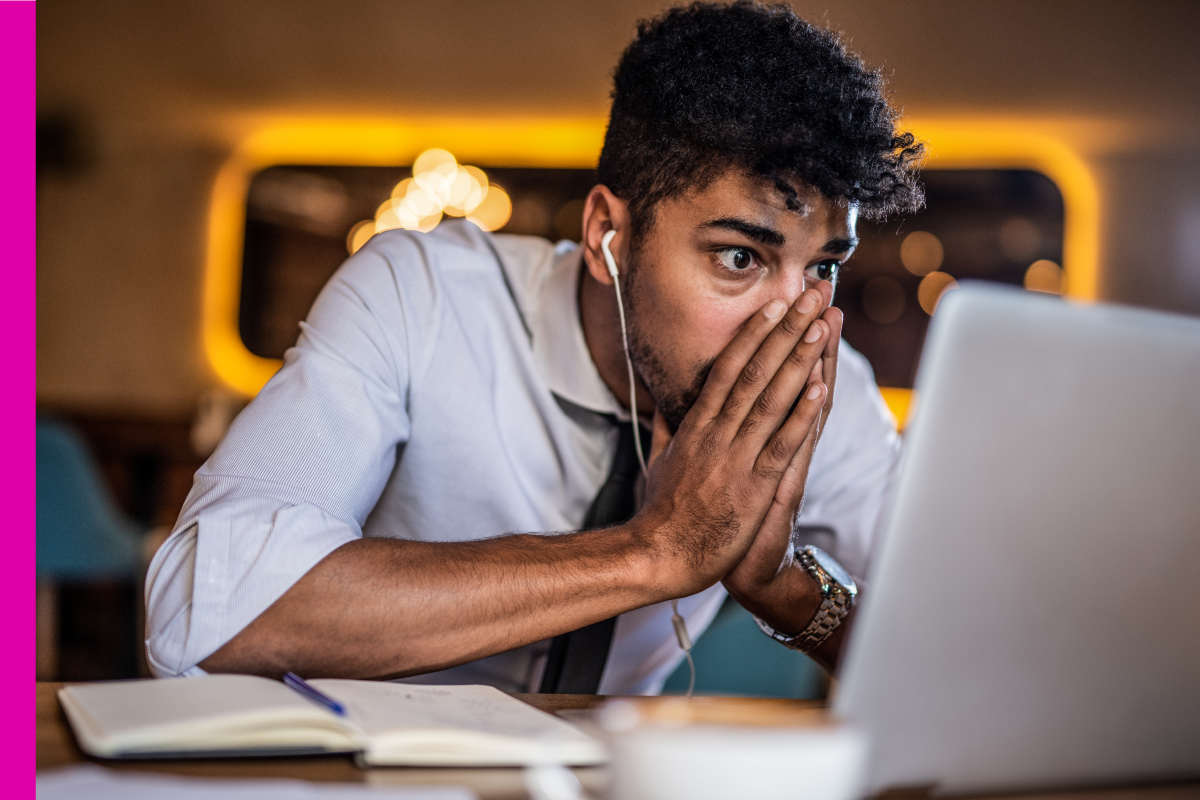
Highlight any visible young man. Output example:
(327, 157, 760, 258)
(146, 1, 923, 694)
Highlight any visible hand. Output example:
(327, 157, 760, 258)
(720, 285, 844, 634)
(634, 281, 836, 599)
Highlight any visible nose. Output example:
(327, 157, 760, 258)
(773, 267, 808, 306)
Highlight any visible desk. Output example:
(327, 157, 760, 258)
(36, 683, 1200, 800)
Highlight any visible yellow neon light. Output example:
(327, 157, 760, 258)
(903, 118, 1100, 301)
(871, 118, 1103, 428)
(203, 117, 1100, 397)
(203, 118, 607, 395)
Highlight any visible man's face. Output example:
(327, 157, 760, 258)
(623, 169, 857, 430)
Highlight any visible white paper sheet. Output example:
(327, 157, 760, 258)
(36, 764, 477, 800)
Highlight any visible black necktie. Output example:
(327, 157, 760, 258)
(539, 420, 645, 693)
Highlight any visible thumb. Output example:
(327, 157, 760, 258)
(648, 408, 673, 469)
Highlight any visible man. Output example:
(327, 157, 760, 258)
(146, 1, 923, 694)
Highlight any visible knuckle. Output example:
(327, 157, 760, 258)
(741, 356, 767, 385)
(713, 402, 740, 429)
(768, 433, 794, 463)
(754, 459, 785, 482)
(751, 389, 779, 419)
(777, 315, 801, 337)
(785, 347, 810, 370)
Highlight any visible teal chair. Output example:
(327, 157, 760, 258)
(37, 418, 144, 679)
(662, 595, 827, 699)
(36, 418, 140, 579)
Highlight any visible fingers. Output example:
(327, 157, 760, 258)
(817, 304, 843, 436)
(718, 287, 831, 435)
(755, 378, 826, 482)
(689, 297, 792, 423)
(735, 318, 831, 447)
(766, 404, 822, 529)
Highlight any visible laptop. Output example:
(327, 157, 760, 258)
(834, 284, 1200, 794)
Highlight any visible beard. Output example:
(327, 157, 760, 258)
(622, 251, 715, 433)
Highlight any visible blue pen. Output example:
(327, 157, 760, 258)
(283, 671, 347, 717)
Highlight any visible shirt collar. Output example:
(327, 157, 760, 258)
(531, 244, 625, 417)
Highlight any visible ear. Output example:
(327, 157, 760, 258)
(581, 184, 631, 287)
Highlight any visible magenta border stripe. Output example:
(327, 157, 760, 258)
(2, 0, 37, 792)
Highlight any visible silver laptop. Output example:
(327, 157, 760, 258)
(834, 284, 1200, 795)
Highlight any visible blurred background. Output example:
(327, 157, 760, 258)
(36, 0, 1200, 688)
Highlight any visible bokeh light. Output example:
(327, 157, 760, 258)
(1024, 259, 1063, 294)
(403, 186, 440, 217)
(390, 178, 414, 201)
(466, 184, 512, 232)
(346, 150, 505, 251)
(900, 231, 944, 276)
(346, 219, 375, 254)
(917, 271, 959, 314)
(412, 148, 458, 197)
(443, 166, 489, 217)
(374, 200, 404, 233)
(343, 148, 501, 250)
(861, 275, 906, 323)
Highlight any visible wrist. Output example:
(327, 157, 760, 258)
(726, 560, 822, 636)
(749, 546, 858, 658)
(622, 508, 711, 603)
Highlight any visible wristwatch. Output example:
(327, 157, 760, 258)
(754, 545, 858, 653)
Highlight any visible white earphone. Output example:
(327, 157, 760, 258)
(601, 229, 647, 475)
(601, 228, 695, 695)
(601, 228, 621, 282)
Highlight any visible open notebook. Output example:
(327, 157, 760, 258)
(59, 676, 606, 767)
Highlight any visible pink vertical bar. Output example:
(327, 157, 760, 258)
(1, 0, 37, 794)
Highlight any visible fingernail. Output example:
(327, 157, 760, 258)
(803, 321, 824, 342)
(764, 299, 787, 320)
(807, 383, 823, 400)
(797, 292, 818, 314)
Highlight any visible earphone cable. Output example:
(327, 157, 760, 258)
(607, 229, 693, 698)
(611, 273, 648, 476)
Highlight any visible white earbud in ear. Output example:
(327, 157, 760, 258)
(601, 229, 620, 281)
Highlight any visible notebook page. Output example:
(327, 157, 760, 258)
(60, 675, 352, 754)
(309, 681, 592, 742)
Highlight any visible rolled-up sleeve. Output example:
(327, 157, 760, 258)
(145, 231, 432, 676)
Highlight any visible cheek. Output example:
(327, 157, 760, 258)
(632, 251, 772, 370)
(665, 290, 763, 366)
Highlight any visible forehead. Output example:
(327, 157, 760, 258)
(655, 167, 856, 238)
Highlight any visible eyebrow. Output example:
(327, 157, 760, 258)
(699, 217, 785, 247)
(821, 236, 859, 255)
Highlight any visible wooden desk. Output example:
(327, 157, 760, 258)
(36, 683, 1200, 800)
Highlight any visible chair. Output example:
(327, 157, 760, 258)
(662, 595, 827, 698)
(36, 418, 142, 678)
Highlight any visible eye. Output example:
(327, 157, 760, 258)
(714, 247, 757, 273)
(804, 260, 842, 283)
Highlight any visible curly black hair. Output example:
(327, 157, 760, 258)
(598, 1, 924, 240)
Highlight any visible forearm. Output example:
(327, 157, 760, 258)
(200, 524, 668, 680)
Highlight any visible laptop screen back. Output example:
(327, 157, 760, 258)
(834, 285, 1200, 794)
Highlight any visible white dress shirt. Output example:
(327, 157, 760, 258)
(145, 220, 901, 693)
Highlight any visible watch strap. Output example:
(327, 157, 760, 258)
(754, 547, 856, 653)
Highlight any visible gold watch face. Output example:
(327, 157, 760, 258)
(807, 546, 857, 594)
